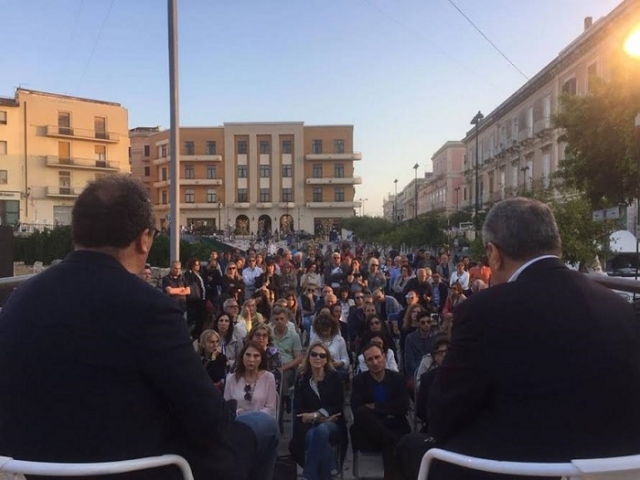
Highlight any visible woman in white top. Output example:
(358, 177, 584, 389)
(309, 312, 350, 381)
(449, 261, 470, 290)
(238, 298, 264, 333)
(224, 340, 278, 418)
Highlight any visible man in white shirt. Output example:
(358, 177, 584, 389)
(242, 256, 262, 300)
(449, 261, 469, 290)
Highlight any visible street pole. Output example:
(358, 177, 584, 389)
(455, 187, 460, 212)
(168, 0, 180, 262)
(471, 111, 484, 236)
(394, 179, 398, 225)
(413, 163, 419, 219)
(217, 201, 221, 233)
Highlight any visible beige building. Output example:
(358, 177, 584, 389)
(0, 88, 129, 227)
(462, 0, 640, 213)
(129, 122, 362, 236)
(419, 141, 466, 215)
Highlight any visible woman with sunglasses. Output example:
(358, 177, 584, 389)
(224, 340, 277, 418)
(289, 342, 347, 480)
(213, 312, 241, 371)
(310, 313, 350, 381)
(221, 261, 245, 304)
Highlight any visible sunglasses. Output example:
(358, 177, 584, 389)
(310, 351, 327, 359)
(228, 267, 237, 270)
(355, 296, 364, 300)
(244, 384, 254, 401)
(149, 228, 160, 239)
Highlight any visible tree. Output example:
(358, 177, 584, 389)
(340, 216, 394, 243)
(553, 67, 640, 207)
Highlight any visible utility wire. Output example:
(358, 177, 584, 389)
(445, 0, 529, 81)
(57, 0, 85, 93)
(75, 0, 116, 93)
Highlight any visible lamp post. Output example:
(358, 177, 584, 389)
(470, 111, 484, 235)
(520, 165, 530, 193)
(454, 186, 461, 212)
(217, 201, 222, 233)
(413, 163, 419, 219)
(358, 198, 368, 217)
(393, 178, 398, 225)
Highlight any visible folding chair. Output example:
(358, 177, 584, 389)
(417, 448, 640, 480)
(352, 448, 384, 480)
(0, 454, 193, 480)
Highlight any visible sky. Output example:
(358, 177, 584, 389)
(0, 0, 624, 216)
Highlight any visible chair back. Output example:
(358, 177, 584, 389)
(0, 454, 194, 480)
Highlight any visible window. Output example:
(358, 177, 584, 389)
(160, 145, 167, 157)
(260, 165, 271, 178)
(0, 111, 6, 124)
(0, 170, 7, 184)
(58, 112, 72, 135)
(185, 189, 195, 203)
(144, 166, 150, 177)
(282, 188, 292, 202)
(95, 145, 107, 166)
(185, 165, 195, 179)
(334, 187, 345, 202)
(587, 62, 598, 91)
(59, 171, 71, 195)
(312, 164, 323, 178)
(282, 164, 292, 177)
(562, 78, 577, 95)
(206, 189, 217, 203)
(94, 116, 107, 139)
(512, 164, 518, 187)
(334, 139, 344, 154)
(312, 140, 322, 154)
(0, 141, 6, 155)
(162, 190, 168, 204)
(259, 140, 270, 154)
(237, 140, 247, 154)
(313, 187, 323, 202)
(543, 152, 551, 188)
(238, 165, 247, 178)
(237, 188, 248, 202)
(259, 188, 270, 202)
(206, 141, 217, 155)
(206, 165, 217, 179)
(144, 145, 150, 157)
(185, 141, 195, 155)
(334, 164, 344, 178)
(543, 95, 551, 127)
(282, 140, 292, 154)
(162, 167, 168, 181)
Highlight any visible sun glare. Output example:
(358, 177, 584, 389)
(624, 28, 640, 58)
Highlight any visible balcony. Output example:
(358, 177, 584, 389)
(46, 186, 79, 198)
(278, 202, 297, 209)
(45, 125, 119, 143)
(256, 202, 273, 209)
(152, 178, 223, 188)
(305, 152, 362, 161)
(153, 154, 222, 165)
(181, 202, 223, 210)
(45, 156, 120, 172)
(234, 202, 250, 209)
(305, 176, 362, 185)
(306, 201, 361, 209)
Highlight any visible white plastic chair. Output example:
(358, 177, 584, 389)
(0, 454, 194, 480)
(417, 448, 640, 480)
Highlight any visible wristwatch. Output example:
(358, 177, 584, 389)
(313, 412, 319, 421)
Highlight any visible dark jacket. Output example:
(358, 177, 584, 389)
(0, 251, 246, 480)
(289, 369, 348, 467)
(428, 257, 640, 479)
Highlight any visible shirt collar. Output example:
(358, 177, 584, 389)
(507, 255, 560, 283)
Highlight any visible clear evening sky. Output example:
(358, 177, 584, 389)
(0, 0, 623, 216)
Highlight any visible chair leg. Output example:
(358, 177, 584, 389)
(353, 450, 359, 479)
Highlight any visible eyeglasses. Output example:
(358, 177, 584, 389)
(228, 304, 239, 309)
(310, 351, 327, 359)
(371, 264, 379, 267)
(148, 228, 160, 239)
(253, 333, 269, 338)
(369, 320, 380, 325)
(355, 296, 364, 300)
(228, 267, 237, 270)
(244, 384, 254, 401)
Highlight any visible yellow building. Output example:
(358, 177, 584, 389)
(129, 122, 362, 237)
(0, 88, 129, 227)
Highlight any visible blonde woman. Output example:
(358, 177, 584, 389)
(239, 298, 264, 333)
(198, 329, 227, 389)
(289, 342, 347, 479)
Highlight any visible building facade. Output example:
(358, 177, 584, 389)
(423, 141, 466, 215)
(0, 88, 129, 227)
(129, 122, 362, 237)
(462, 0, 640, 212)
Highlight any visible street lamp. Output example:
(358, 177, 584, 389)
(393, 179, 398, 225)
(470, 111, 484, 234)
(454, 186, 461, 212)
(413, 163, 419, 219)
(358, 198, 368, 216)
(520, 165, 530, 193)
(217, 201, 222, 233)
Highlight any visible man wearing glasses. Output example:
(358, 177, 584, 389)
(0, 175, 278, 480)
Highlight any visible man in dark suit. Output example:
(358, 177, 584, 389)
(397, 197, 640, 480)
(0, 174, 279, 480)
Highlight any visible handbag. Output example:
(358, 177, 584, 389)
(272, 455, 297, 480)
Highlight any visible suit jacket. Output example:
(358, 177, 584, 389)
(0, 251, 246, 480)
(428, 257, 640, 479)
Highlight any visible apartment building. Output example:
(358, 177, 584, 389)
(462, 0, 640, 211)
(129, 122, 362, 236)
(421, 141, 466, 215)
(0, 88, 129, 226)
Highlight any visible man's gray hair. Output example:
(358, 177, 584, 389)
(482, 197, 561, 261)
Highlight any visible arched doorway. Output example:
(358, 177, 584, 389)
(280, 215, 293, 235)
(257, 214, 272, 238)
(235, 215, 250, 235)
